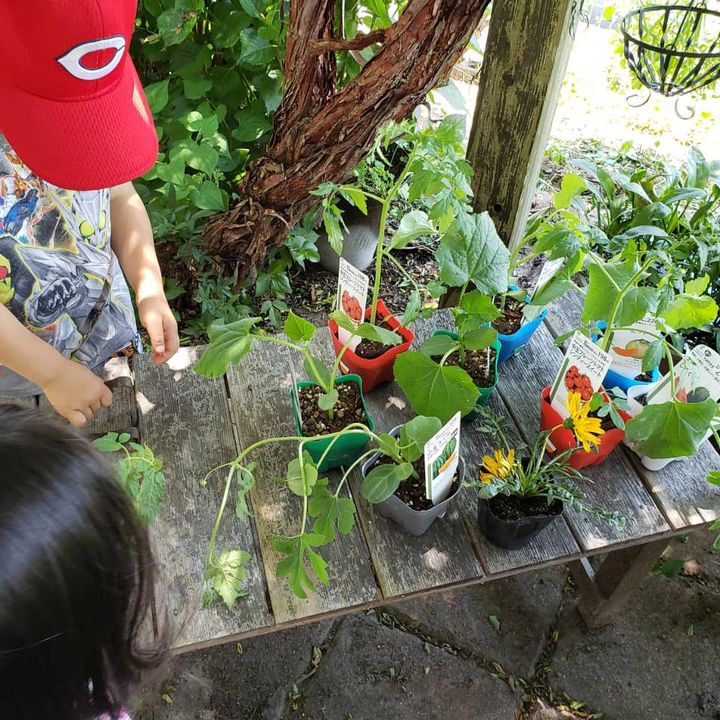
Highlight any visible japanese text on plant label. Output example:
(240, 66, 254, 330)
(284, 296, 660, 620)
(532, 257, 565, 298)
(335, 257, 370, 350)
(605, 314, 660, 377)
(647, 344, 720, 405)
(550, 331, 612, 418)
(424, 412, 461, 504)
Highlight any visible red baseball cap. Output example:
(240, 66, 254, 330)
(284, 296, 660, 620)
(0, 0, 158, 191)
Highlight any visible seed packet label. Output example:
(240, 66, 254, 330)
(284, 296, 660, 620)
(606, 315, 661, 378)
(550, 331, 612, 419)
(647, 344, 720, 405)
(424, 412, 461, 505)
(531, 257, 565, 299)
(335, 257, 369, 350)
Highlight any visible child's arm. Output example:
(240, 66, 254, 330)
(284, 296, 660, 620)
(110, 182, 179, 366)
(0, 304, 112, 426)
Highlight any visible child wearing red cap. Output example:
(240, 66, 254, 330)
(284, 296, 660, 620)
(0, 0, 179, 427)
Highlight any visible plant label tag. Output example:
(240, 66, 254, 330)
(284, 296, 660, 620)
(424, 412, 461, 505)
(336, 257, 369, 350)
(605, 314, 661, 378)
(531, 257, 565, 299)
(647, 344, 720, 405)
(550, 331, 612, 419)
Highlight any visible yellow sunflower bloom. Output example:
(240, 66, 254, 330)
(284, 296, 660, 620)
(564, 391, 605, 452)
(479, 448, 516, 484)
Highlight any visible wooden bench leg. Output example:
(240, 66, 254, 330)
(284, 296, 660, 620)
(570, 539, 671, 628)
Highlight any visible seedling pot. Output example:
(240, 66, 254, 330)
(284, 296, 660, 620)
(539, 386, 630, 470)
(496, 286, 548, 364)
(477, 496, 563, 549)
(328, 299, 415, 392)
(316, 198, 382, 273)
(289, 374, 375, 473)
(361, 428, 465, 536)
(594, 322, 661, 394)
(431, 330, 501, 416)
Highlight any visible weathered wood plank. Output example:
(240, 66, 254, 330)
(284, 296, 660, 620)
(135, 349, 271, 649)
(496, 323, 669, 549)
(0, 396, 37, 408)
(225, 338, 380, 624)
(545, 289, 720, 531)
(468, 0, 577, 249)
(412, 312, 583, 575)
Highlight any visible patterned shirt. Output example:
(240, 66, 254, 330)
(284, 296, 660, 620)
(0, 134, 138, 395)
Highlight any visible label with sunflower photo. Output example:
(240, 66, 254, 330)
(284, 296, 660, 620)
(424, 412, 461, 504)
(647, 344, 720, 405)
(550, 332, 612, 419)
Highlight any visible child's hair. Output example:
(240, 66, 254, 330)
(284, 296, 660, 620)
(0, 404, 168, 720)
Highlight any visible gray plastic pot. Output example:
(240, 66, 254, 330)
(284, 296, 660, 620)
(316, 198, 382, 274)
(361, 427, 465, 536)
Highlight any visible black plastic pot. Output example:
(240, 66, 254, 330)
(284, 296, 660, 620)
(476, 496, 563, 550)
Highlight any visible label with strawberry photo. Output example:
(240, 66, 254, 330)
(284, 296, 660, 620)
(550, 331, 612, 419)
(605, 314, 660, 379)
(335, 257, 370, 350)
(646, 344, 720, 405)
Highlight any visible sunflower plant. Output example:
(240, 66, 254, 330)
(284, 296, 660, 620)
(467, 395, 625, 528)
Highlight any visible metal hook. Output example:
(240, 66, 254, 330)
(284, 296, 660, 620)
(626, 89, 652, 108)
(674, 96, 696, 119)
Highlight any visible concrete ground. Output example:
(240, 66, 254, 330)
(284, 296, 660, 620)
(137, 529, 720, 720)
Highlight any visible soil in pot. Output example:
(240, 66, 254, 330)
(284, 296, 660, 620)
(434, 346, 497, 388)
(492, 297, 525, 335)
(373, 456, 460, 511)
(488, 493, 563, 521)
(634, 371, 654, 382)
(352, 317, 396, 360)
(298, 383, 368, 435)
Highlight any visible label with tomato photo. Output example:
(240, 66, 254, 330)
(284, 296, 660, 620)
(335, 258, 370, 350)
(424, 412, 461, 504)
(550, 331, 612, 419)
(647, 344, 720, 405)
(605, 314, 660, 378)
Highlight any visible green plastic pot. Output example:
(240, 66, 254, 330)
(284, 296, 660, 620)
(289, 373, 375, 472)
(432, 331, 501, 417)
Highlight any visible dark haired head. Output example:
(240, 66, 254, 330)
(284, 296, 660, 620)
(0, 404, 167, 720)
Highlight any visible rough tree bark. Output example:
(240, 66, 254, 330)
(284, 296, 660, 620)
(204, 0, 491, 280)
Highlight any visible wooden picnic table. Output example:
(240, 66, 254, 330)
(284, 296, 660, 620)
(7, 289, 719, 653)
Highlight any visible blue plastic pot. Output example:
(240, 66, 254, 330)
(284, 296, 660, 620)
(594, 322, 660, 394)
(495, 285, 548, 364)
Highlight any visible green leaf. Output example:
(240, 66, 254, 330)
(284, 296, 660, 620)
(458, 290, 502, 321)
(183, 77, 213, 100)
(488, 614, 502, 632)
(420, 334, 458, 357)
(303, 354, 332, 389)
(93, 434, 123, 452)
(401, 290, 422, 328)
(582, 260, 657, 327)
(240, 28, 275, 65)
(377, 433, 403, 463)
(625, 398, 717, 458)
(274, 534, 328, 599)
(309, 486, 356, 542)
(286, 456, 319, 497)
(185, 141, 218, 175)
(329, 312, 401, 347)
(194, 318, 261, 378)
(437, 212, 510, 294)
(144, 80, 170, 114)
(653, 557, 683, 579)
(554, 173, 587, 209)
(135, 468, 165, 525)
(235, 464, 255, 519)
(660, 294, 719, 331)
(394, 351, 480, 423)
(707, 471, 720, 487)
(207, 549, 251, 610)
(463, 327, 497, 351)
(642, 339, 664, 373)
(285, 311, 316, 342)
(191, 180, 225, 211)
(399, 415, 443, 463)
(388, 210, 435, 250)
(427, 281, 448, 299)
(531, 273, 573, 307)
(317, 389, 339, 412)
(361, 462, 414, 503)
(685, 274, 710, 296)
(239, 0, 261, 18)
(231, 112, 272, 143)
(157, 3, 198, 46)
(339, 187, 368, 215)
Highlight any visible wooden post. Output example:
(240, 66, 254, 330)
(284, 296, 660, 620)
(466, 0, 578, 249)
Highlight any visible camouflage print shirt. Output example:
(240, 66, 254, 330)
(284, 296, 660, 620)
(0, 134, 138, 396)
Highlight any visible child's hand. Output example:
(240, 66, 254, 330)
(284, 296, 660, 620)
(137, 295, 179, 365)
(42, 359, 113, 427)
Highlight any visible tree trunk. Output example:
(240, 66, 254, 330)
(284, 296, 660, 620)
(204, 0, 491, 280)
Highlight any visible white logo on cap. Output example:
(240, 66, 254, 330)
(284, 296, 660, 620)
(56, 36, 126, 81)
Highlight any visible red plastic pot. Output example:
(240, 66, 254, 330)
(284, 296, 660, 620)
(328, 299, 415, 392)
(539, 386, 631, 470)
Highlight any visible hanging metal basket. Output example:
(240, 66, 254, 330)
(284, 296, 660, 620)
(620, 4, 720, 98)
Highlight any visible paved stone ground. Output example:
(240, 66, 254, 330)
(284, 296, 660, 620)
(137, 530, 720, 720)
